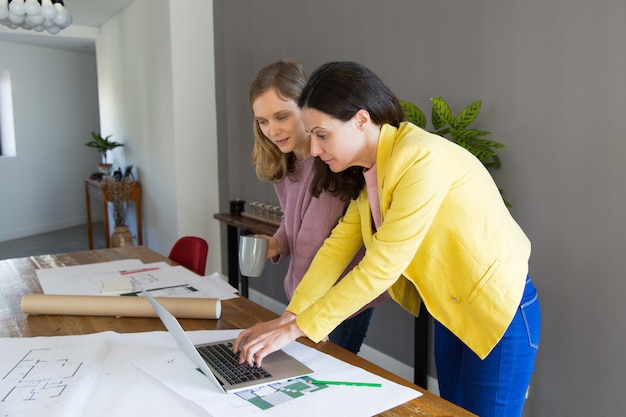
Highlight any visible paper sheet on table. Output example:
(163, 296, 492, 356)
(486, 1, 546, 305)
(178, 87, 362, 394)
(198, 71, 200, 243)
(0, 338, 111, 417)
(0, 330, 420, 417)
(0, 331, 206, 417)
(36, 260, 239, 300)
(133, 331, 422, 417)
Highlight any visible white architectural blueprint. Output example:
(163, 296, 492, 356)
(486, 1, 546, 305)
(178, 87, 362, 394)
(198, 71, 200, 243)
(1, 330, 420, 417)
(1, 343, 109, 416)
(35, 261, 238, 300)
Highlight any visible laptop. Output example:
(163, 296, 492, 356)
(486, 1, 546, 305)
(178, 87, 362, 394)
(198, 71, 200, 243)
(144, 291, 313, 393)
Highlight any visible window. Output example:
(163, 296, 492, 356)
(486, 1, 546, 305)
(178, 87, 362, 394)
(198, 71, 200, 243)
(0, 70, 16, 157)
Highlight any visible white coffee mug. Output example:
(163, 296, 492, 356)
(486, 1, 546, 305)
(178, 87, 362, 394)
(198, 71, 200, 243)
(238, 235, 269, 277)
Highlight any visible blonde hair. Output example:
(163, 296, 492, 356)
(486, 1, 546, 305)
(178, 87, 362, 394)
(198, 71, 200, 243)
(249, 60, 308, 182)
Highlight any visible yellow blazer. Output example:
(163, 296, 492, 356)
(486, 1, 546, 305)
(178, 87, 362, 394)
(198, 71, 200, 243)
(287, 122, 531, 359)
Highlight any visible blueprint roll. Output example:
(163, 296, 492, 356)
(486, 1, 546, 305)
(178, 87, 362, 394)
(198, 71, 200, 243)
(21, 294, 221, 319)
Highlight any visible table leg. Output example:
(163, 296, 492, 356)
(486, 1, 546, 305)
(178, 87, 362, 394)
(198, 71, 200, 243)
(136, 198, 143, 245)
(103, 198, 110, 248)
(414, 305, 429, 387)
(240, 276, 249, 298)
(226, 225, 240, 292)
(85, 182, 94, 249)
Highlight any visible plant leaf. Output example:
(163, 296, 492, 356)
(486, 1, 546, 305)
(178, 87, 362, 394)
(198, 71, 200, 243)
(454, 100, 482, 129)
(400, 100, 427, 128)
(480, 139, 508, 150)
(451, 128, 490, 140)
(433, 127, 451, 138)
(430, 97, 451, 130)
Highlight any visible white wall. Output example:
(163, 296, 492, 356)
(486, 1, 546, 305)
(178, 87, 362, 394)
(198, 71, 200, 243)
(95, 0, 221, 272)
(169, 3, 221, 255)
(0, 41, 100, 242)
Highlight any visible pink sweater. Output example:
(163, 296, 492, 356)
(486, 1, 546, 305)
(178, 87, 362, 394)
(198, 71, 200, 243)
(274, 157, 388, 312)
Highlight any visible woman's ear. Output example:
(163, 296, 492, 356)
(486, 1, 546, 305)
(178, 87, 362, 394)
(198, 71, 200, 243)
(355, 109, 371, 130)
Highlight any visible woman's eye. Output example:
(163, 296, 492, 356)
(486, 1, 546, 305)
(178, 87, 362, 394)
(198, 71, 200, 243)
(257, 120, 267, 126)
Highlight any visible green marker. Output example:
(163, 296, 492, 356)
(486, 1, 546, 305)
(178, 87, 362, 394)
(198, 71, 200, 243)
(308, 379, 382, 387)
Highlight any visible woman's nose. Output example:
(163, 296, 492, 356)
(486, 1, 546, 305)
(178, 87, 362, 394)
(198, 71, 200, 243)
(310, 137, 322, 156)
(268, 121, 280, 137)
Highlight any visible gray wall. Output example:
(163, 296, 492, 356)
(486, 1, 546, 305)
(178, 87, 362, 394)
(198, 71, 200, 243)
(213, 0, 626, 416)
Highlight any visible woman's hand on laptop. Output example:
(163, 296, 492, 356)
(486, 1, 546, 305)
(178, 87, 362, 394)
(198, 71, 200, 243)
(234, 312, 303, 367)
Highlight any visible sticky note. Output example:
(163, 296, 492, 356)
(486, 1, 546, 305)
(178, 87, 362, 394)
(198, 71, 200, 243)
(100, 278, 134, 293)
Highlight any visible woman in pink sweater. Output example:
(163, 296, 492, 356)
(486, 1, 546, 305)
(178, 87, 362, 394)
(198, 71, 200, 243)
(249, 60, 386, 353)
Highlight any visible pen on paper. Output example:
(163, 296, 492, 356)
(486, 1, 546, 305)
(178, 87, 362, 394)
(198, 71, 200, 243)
(308, 379, 382, 387)
(119, 267, 160, 275)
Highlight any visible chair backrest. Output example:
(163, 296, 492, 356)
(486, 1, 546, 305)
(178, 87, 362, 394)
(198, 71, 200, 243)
(168, 236, 209, 276)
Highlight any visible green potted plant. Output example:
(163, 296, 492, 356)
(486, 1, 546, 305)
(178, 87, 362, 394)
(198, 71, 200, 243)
(400, 97, 511, 207)
(85, 132, 124, 174)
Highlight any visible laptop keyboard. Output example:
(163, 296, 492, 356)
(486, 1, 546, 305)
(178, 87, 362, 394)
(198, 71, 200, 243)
(197, 342, 272, 385)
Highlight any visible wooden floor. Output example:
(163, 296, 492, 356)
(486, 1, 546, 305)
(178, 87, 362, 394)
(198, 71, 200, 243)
(0, 222, 106, 260)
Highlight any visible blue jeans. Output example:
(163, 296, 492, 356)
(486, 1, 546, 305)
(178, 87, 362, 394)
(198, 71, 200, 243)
(329, 307, 374, 354)
(434, 276, 540, 417)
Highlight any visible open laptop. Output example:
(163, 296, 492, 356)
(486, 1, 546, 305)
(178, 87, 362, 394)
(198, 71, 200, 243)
(144, 291, 313, 393)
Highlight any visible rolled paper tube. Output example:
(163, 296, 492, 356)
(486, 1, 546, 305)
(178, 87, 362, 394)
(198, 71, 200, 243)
(21, 294, 221, 319)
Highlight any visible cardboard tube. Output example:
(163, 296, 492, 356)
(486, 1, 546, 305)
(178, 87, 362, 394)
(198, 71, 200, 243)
(21, 294, 221, 319)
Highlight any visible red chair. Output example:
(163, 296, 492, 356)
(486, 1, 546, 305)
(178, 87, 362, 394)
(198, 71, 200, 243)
(168, 236, 209, 276)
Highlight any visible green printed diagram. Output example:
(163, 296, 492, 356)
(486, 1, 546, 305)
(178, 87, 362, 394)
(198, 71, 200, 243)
(235, 377, 327, 410)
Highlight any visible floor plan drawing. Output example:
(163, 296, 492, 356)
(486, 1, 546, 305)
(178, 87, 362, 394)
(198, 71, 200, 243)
(1, 344, 107, 416)
(2, 348, 84, 403)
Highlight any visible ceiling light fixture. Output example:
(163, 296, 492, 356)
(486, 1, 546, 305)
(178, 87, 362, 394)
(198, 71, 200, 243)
(0, 0, 72, 35)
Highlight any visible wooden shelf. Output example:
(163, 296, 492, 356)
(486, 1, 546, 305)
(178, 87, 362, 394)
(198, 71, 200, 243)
(240, 211, 281, 227)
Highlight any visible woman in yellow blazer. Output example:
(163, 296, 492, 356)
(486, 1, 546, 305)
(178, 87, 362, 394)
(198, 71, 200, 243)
(235, 61, 540, 417)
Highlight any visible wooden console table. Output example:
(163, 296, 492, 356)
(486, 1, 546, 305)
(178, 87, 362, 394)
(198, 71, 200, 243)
(85, 177, 143, 249)
(213, 212, 429, 387)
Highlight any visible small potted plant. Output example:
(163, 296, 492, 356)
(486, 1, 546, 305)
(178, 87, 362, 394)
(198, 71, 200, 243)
(85, 132, 125, 174)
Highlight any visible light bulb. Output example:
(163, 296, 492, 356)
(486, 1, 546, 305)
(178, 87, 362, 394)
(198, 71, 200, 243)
(60, 11, 71, 28)
(32, 24, 45, 32)
(40, 0, 56, 20)
(8, 0, 25, 16)
(46, 24, 60, 34)
(52, 3, 68, 26)
(24, 0, 41, 16)
(0, 0, 9, 21)
(8, 12, 25, 24)
(25, 13, 43, 25)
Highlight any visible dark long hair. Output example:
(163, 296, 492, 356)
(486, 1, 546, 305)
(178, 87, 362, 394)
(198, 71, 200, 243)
(299, 61, 405, 201)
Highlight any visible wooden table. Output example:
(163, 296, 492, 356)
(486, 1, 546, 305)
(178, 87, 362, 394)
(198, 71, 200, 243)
(84, 177, 143, 249)
(0, 246, 475, 416)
